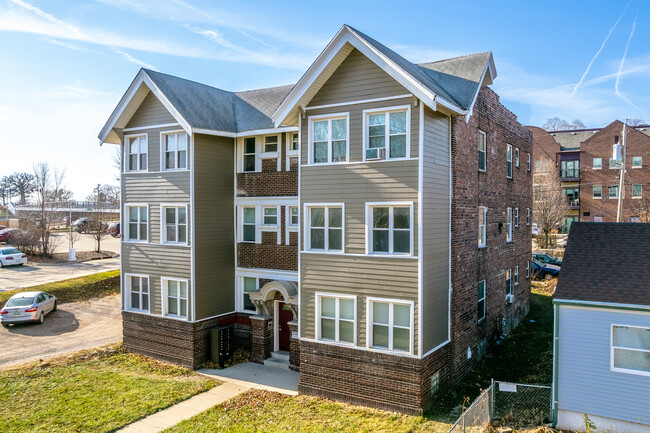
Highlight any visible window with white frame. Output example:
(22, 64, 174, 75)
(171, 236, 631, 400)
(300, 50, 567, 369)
(288, 206, 299, 227)
(526, 260, 530, 279)
(506, 268, 512, 295)
(515, 147, 520, 167)
(506, 207, 513, 242)
(126, 135, 147, 171)
(317, 295, 355, 344)
(478, 131, 487, 172)
(369, 299, 412, 352)
(515, 208, 520, 227)
(506, 144, 513, 178)
(310, 116, 347, 164)
(365, 108, 408, 159)
(241, 277, 257, 312)
(163, 278, 188, 318)
(307, 206, 343, 251)
(593, 185, 603, 198)
(163, 132, 188, 170)
(163, 206, 187, 244)
(126, 205, 148, 241)
(593, 157, 602, 170)
(609, 185, 620, 198)
(126, 275, 149, 312)
(242, 207, 256, 242)
(291, 133, 299, 151)
(514, 265, 519, 286)
(243, 137, 256, 172)
(369, 205, 411, 255)
(477, 280, 486, 322)
(263, 207, 278, 226)
(478, 206, 487, 248)
(632, 156, 643, 168)
(526, 208, 531, 226)
(612, 325, 650, 375)
(527, 153, 531, 171)
(264, 135, 278, 152)
(633, 184, 643, 198)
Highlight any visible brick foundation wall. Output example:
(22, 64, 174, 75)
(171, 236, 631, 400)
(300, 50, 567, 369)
(299, 340, 451, 415)
(289, 321, 299, 371)
(449, 87, 533, 381)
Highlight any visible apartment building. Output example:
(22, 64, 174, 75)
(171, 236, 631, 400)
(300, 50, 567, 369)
(529, 121, 650, 230)
(98, 25, 532, 414)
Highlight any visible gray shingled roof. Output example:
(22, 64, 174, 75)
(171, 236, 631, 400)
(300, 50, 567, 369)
(555, 223, 650, 306)
(145, 69, 293, 133)
(550, 130, 597, 151)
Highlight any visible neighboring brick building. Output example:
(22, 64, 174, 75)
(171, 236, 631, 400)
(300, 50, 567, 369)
(99, 24, 532, 414)
(529, 122, 650, 230)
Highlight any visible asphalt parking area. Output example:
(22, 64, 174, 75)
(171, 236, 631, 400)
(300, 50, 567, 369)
(0, 294, 121, 369)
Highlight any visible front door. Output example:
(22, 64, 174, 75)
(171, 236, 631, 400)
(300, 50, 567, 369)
(277, 302, 292, 352)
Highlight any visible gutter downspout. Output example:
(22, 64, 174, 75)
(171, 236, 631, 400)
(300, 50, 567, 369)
(551, 302, 560, 426)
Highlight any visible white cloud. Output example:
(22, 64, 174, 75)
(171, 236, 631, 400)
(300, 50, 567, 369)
(111, 48, 158, 71)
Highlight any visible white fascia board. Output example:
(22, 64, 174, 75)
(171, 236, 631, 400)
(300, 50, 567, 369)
(99, 70, 192, 144)
(463, 56, 495, 123)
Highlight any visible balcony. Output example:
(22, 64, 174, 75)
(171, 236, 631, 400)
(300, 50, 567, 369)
(568, 199, 580, 209)
(560, 169, 580, 181)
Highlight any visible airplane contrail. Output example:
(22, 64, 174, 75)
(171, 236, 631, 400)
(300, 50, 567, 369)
(615, 15, 646, 115)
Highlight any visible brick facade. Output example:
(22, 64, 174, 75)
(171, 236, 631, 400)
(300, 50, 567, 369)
(450, 87, 533, 379)
(250, 315, 274, 363)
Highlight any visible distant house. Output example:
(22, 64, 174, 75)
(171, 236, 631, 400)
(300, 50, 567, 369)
(553, 222, 650, 432)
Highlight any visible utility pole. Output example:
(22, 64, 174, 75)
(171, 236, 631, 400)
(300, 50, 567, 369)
(616, 121, 627, 222)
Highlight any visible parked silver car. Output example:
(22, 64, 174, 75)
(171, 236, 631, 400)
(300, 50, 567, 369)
(1, 291, 57, 327)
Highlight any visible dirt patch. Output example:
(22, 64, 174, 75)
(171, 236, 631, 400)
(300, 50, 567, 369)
(531, 278, 557, 296)
(27, 250, 117, 264)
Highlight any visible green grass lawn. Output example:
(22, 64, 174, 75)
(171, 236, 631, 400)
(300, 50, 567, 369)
(0, 270, 119, 305)
(0, 345, 219, 433)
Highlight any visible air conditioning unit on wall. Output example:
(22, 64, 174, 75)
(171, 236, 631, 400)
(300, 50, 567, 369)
(505, 294, 514, 304)
(366, 147, 386, 160)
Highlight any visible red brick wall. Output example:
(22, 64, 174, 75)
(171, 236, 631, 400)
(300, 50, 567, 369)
(450, 87, 533, 380)
(528, 126, 559, 172)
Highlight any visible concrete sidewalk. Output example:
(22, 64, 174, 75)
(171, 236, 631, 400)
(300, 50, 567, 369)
(199, 362, 299, 395)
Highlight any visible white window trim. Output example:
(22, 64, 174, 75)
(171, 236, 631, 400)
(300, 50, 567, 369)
(303, 203, 345, 252)
(526, 208, 531, 226)
(262, 205, 280, 227)
(506, 207, 513, 242)
(478, 130, 487, 172)
(526, 260, 530, 279)
(478, 206, 487, 248)
(124, 273, 150, 313)
(593, 157, 603, 170)
(506, 144, 513, 179)
(239, 136, 259, 173)
(515, 147, 520, 167)
(609, 185, 622, 199)
(632, 157, 643, 169)
(527, 153, 531, 171)
(237, 276, 258, 314)
(315, 292, 357, 345)
(514, 265, 519, 286)
(161, 277, 189, 320)
(365, 202, 414, 256)
(515, 207, 520, 228)
(362, 105, 411, 162)
(307, 112, 350, 165)
(124, 133, 148, 173)
(286, 132, 299, 171)
(366, 297, 414, 355)
(632, 184, 643, 199)
(611, 324, 650, 377)
(161, 204, 189, 246)
(124, 203, 149, 243)
(593, 185, 603, 199)
(160, 130, 190, 172)
(285, 205, 299, 244)
(238, 205, 257, 243)
(477, 280, 486, 323)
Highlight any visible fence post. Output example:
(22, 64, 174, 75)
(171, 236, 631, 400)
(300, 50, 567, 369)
(490, 379, 495, 419)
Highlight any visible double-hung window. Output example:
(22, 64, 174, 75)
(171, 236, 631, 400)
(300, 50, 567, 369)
(478, 130, 487, 172)
(263, 207, 278, 226)
(288, 206, 299, 227)
(526, 208, 531, 226)
(291, 133, 299, 151)
(163, 206, 187, 244)
(307, 206, 343, 251)
(506, 268, 512, 295)
(514, 265, 519, 286)
(515, 208, 520, 227)
(241, 277, 257, 312)
(593, 158, 602, 170)
(369, 204, 412, 255)
(318, 295, 355, 344)
(242, 207, 256, 242)
(633, 184, 643, 198)
(126, 275, 149, 312)
(365, 108, 409, 159)
(163, 132, 188, 170)
(478, 206, 487, 248)
(506, 144, 513, 178)
(311, 116, 348, 164)
(126, 205, 148, 241)
(126, 135, 147, 171)
(526, 260, 530, 279)
(163, 278, 188, 319)
(515, 148, 520, 167)
(506, 207, 513, 242)
(593, 185, 603, 198)
(369, 299, 412, 353)
(264, 135, 278, 152)
(632, 156, 643, 168)
(611, 325, 650, 375)
(609, 185, 620, 199)
(243, 137, 256, 172)
(527, 153, 531, 171)
(477, 280, 486, 322)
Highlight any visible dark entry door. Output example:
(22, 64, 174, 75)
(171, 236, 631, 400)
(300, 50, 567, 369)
(277, 302, 292, 352)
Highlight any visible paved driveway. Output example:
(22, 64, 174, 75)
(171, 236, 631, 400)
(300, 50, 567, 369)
(0, 257, 120, 292)
(0, 294, 122, 369)
(49, 232, 120, 255)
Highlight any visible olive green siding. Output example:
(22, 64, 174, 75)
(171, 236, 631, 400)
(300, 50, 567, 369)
(193, 133, 235, 320)
(309, 48, 409, 107)
(421, 107, 451, 352)
(300, 255, 419, 352)
(126, 91, 176, 128)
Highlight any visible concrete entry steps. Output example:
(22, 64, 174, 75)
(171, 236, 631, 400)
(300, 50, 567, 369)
(264, 351, 290, 370)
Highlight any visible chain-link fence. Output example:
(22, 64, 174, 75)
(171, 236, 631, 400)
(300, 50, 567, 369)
(447, 380, 552, 433)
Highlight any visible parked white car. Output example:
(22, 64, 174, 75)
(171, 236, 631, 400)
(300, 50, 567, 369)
(0, 247, 27, 267)
(531, 223, 540, 236)
(1, 291, 57, 327)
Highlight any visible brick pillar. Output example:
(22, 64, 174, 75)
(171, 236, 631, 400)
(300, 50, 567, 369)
(250, 315, 273, 363)
(288, 320, 299, 371)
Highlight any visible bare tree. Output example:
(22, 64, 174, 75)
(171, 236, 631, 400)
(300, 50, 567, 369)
(627, 118, 645, 127)
(533, 171, 569, 248)
(542, 117, 586, 131)
(0, 176, 14, 206)
(632, 194, 650, 222)
(7, 172, 35, 204)
(31, 162, 66, 256)
(85, 184, 118, 253)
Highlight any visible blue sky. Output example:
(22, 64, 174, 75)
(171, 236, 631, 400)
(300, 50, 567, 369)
(1, 0, 649, 199)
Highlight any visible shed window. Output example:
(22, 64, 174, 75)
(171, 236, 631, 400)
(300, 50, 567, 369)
(612, 325, 650, 375)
